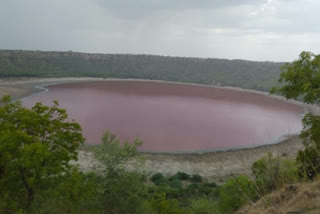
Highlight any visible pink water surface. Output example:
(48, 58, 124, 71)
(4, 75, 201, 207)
(22, 81, 304, 152)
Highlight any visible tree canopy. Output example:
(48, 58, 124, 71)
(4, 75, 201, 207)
(0, 49, 283, 91)
(271, 51, 320, 179)
(94, 130, 144, 177)
(93, 131, 148, 214)
(271, 51, 320, 104)
(0, 96, 84, 211)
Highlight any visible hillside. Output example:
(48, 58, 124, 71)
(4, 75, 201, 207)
(0, 50, 284, 91)
(235, 179, 320, 214)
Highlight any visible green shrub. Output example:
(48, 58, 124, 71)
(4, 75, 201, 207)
(154, 177, 169, 186)
(190, 198, 221, 214)
(169, 178, 182, 189)
(296, 113, 320, 180)
(151, 173, 165, 183)
(186, 183, 200, 194)
(150, 193, 186, 214)
(296, 147, 320, 180)
(168, 174, 180, 182)
(190, 174, 203, 183)
(176, 172, 191, 180)
(218, 175, 257, 213)
(251, 152, 298, 194)
(198, 183, 218, 196)
(168, 172, 190, 182)
(202, 182, 217, 188)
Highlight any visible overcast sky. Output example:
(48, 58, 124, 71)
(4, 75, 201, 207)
(0, 0, 319, 61)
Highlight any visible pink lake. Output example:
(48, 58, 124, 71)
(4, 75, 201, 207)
(22, 81, 304, 153)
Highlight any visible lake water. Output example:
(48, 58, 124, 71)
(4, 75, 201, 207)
(22, 81, 303, 153)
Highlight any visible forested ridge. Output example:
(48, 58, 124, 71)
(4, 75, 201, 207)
(0, 49, 284, 91)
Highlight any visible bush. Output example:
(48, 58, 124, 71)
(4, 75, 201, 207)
(202, 182, 217, 189)
(190, 198, 220, 214)
(218, 175, 257, 213)
(186, 183, 200, 194)
(251, 152, 298, 194)
(169, 178, 182, 189)
(198, 183, 218, 196)
(168, 172, 190, 182)
(176, 172, 191, 180)
(190, 174, 203, 183)
(168, 174, 180, 182)
(154, 177, 169, 186)
(296, 113, 320, 180)
(150, 193, 186, 214)
(151, 173, 165, 183)
(296, 147, 320, 180)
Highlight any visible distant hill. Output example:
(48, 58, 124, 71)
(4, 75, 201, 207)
(0, 50, 284, 91)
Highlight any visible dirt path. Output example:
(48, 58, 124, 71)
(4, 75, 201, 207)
(0, 77, 316, 183)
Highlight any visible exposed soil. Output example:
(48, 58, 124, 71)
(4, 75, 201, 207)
(235, 178, 320, 214)
(1, 77, 318, 182)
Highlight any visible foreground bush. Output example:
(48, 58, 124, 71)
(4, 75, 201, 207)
(251, 152, 299, 194)
(218, 175, 257, 213)
(190, 198, 221, 214)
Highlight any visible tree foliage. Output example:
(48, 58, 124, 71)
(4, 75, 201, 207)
(297, 113, 320, 179)
(0, 50, 283, 91)
(94, 131, 148, 214)
(190, 198, 221, 214)
(150, 193, 186, 214)
(218, 175, 257, 213)
(271, 51, 320, 103)
(0, 95, 84, 212)
(94, 130, 144, 177)
(32, 169, 100, 214)
(271, 51, 320, 179)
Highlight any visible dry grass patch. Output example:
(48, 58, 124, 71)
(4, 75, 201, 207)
(235, 178, 320, 214)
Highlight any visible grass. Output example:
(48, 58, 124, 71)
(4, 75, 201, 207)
(235, 177, 320, 214)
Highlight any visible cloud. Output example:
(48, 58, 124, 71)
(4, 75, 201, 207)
(96, 0, 263, 16)
(0, 0, 319, 61)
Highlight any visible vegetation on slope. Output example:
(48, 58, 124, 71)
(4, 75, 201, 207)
(1, 51, 320, 213)
(235, 178, 320, 214)
(0, 95, 308, 214)
(239, 51, 320, 213)
(0, 50, 283, 91)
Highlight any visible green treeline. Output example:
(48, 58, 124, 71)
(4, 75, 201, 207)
(0, 50, 283, 91)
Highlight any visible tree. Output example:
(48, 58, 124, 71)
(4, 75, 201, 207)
(271, 51, 320, 179)
(94, 131, 148, 214)
(94, 130, 144, 177)
(271, 51, 320, 103)
(0, 95, 84, 212)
